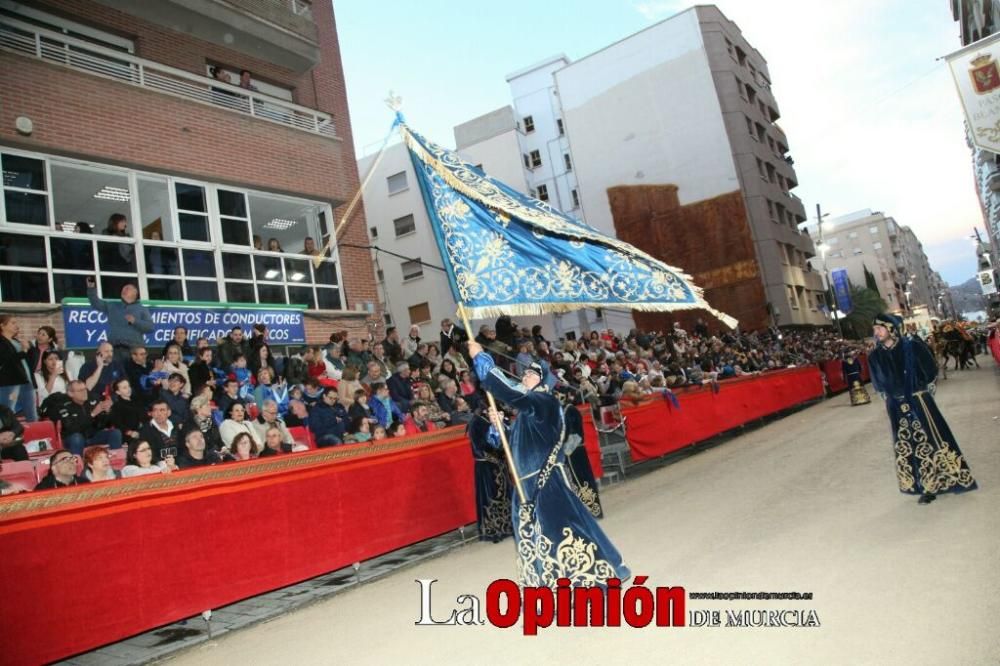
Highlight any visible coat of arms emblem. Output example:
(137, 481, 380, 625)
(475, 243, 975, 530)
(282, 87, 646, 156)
(970, 53, 1000, 94)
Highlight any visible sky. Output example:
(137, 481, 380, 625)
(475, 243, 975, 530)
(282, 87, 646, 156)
(336, 0, 983, 286)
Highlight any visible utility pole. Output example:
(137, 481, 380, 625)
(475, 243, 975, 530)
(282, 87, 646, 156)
(817, 203, 844, 337)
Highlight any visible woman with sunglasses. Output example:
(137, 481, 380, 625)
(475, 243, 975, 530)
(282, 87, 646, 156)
(121, 439, 176, 477)
(35, 450, 89, 490)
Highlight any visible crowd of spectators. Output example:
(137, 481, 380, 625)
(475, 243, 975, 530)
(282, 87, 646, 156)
(0, 310, 877, 495)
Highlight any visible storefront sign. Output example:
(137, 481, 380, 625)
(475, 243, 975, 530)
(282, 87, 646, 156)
(61, 299, 307, 348)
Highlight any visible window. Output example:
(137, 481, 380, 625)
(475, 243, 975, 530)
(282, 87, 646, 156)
(387, 171, 408, 195)
(787, 285, 798, 309)
(408, 302, 431, 325)
(523, 154, 531, 169)
(766, 163, 776, 183)
(724, 37, 735, 60)
(523, 116, 535, 133)
(755, 122, 765, 142)
(537, 184, 549, 202)
(175, 182, 210, 242)
(401, 259, 423, 281)
(736, 76, 748, 101)
(529, 150, 542, 168)
(756, 158, 767, 180)
(376, 268, 384, 283)
(869, 226, 879, 234)
(218, 189, 250, 246)
(735, 46, 747, 66)
(369, 226, 378, 239)
(393, 214, 416, 237)
(571, 189, 580, 208)
(746, 84, 757, 105)
(766, 200, 776, 222)
(383, 310, 393, 326)
(852, 248, 863, 255)
(2, 154, 49, 227)
(873, 242, 883, 250)
(746, 117, 756, 138)
(564, 154, 572, 171)
(248, 192, 325, 257)
(828, 237, 839, 244)
(780, 244, 789, 265)
(557, 118, 564, 135)
(848, 231, 858, 239)
(749, 64, 758, 80)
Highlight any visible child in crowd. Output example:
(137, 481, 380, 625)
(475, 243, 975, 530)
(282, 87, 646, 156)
(230, 354, 255, 402)
(343, 416, 372, 443)
(348, 388, 374, 424)
(371, 424, 387, 441)
(369, 382, 403, 429)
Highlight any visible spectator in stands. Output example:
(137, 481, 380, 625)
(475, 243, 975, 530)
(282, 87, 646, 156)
(257, 426, 287, 457)
(161, 345, 191, 396)
(216, 327, 250, 370)
(160, 373, 190, 426)
(35, 450, 88, 490)
(347, 388, 375, 424)
(138, 400, 178, 461)
(284, 399, 309, 428)
(450, 397, 473, 425)
(251, 399, 297, 450)
(230, 353, 255, 403)
(346, 339, 372, 372)
(368, 382, 402, 429)
(390, 421, 408, 438)
(336, 367, 362, 409)
(220, 402, 262, 451)
(58, 380, 121, 455)
(80, 342, 127, 399)
(161, 327, 193, 359)
(110, 377, 145, 444)
(425, 344, 442, 373)
(302, 236, 320, 256)
(302, 377, 325, 408)
(515, 342, 535, 376)
(459, 370, 477, 401)
(253, 367, 289, 414)
(343, 416, 372, 444)
(382, 326, 403, 365)
(176, 429, 223, 468)
(361, 360, 389, 386)
(372, 424, 388, 441)
(407, 342, 429, 370)
(403, 401, 438, 436)
(121, 439, 175, 477)
(230, 431, 259, 461)
(415, 363, 438, 393)
(82, 445, 119, 482)
(35, 350, 69, 407)
(304, 347, 327, 382)
(122, 345, 159, 407)
(216, 378, 246, 418)
(188, 347, 216, 398)
(436, 379, 460, 418)
(437, 358, 459, 385)
(266, 237, 282, 252)
(370, 343, 393, 380)
(248, 342, 274, 379)
(26, 325, 61, 381)
(184, 394, 224, 455)
(403, 324, 422, 359)
(0, 403, 26, 462)
(86, 278, 153, 367)
(415, 383, 449, 427)
(311, 386, 351, 446)
(0, 316, 38, 423)
(440, 318, 468, 358)
(284, 348, 309, 386)
(387, 362, 413, 413)
(323, 344, 345, 380)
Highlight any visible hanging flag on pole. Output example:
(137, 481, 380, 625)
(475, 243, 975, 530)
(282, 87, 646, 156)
(396, 116, 736, 328)
(945, 32, 1000, 152)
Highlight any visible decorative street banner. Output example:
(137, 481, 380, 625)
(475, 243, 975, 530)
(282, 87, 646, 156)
(61, 299, 307, 348)
(831, 268, 853, 314)
(946, 33, 1000, 152)
(980, 269, 998, 296)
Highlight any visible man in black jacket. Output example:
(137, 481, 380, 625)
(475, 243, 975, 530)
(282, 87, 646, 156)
(137, 400, 179, 461)
(439, 318, 468, 358)
(216, 327, 250, 370)
(0, 404, 26, 462)
(56, 380, 123, 455)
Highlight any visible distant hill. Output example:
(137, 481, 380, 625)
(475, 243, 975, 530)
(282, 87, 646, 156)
(949, 277, 986, 314)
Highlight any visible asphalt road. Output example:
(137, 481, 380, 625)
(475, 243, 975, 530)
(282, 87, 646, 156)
(171, 363, 1000, 666)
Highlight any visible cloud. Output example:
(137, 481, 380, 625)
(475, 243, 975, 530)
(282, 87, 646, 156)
(631, 1, 684, 21)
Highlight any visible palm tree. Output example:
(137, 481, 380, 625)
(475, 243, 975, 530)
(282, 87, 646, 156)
(841, 287, 887, 339)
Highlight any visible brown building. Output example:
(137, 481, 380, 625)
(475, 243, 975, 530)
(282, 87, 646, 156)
(0, 0, 378, 345)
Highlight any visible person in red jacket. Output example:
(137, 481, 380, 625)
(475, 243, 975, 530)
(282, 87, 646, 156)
(402, 401, 438, 436)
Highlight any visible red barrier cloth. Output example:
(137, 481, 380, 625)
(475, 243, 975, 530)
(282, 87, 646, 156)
(0, 428, 476, 666)
(622, 367, 824, 462)
(577, 406, 604, 479)
(859, 354, 871, 381)
(822, 360, 847, 394)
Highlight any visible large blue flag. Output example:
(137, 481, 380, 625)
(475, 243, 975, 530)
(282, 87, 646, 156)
(398, 117, 737, 328)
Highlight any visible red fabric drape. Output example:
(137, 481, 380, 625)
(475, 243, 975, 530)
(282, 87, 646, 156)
(578, 406, 604, 479)
(0, 431, 476, 666)
(622, 367, 824, 462)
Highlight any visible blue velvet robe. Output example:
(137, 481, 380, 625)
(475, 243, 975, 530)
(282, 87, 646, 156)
(474, 353, 629, 587)
(868, 336, 977, 496)
(563, 405, 603, 519)
(467, 416, 512, 543)
(841, 358, 870, 406)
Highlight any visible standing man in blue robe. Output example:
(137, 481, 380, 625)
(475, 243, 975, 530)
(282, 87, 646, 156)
(562, 403, 603, 519)
(868, 313, 977, 505)
(841, 349, 871, 406)
(466, 413, 512, 543)
(468, 340, 629, 587)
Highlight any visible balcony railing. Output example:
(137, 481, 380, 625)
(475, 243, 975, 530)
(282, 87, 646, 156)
(0, 15, 336, 138)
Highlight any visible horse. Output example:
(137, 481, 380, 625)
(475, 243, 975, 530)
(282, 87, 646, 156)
(940, 323, 978, 371)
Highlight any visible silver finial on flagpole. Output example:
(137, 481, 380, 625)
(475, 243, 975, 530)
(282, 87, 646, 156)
(385, 90, 403, 112)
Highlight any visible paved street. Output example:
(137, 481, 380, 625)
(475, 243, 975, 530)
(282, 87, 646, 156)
(171, 364, 1000, 666)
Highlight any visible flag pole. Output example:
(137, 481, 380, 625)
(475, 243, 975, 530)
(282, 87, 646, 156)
(457, 303, 526, 503)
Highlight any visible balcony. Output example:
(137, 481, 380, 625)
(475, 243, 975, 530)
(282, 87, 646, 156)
(93, 0, 319, 72)
(988, 168, 1000, 192)
(0, 16, 335, 138)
